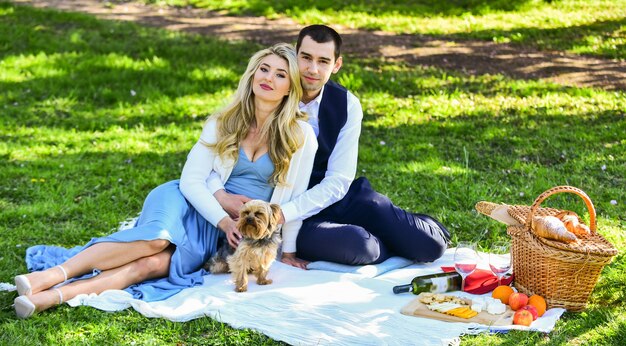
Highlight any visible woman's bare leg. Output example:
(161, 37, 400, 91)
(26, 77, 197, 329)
(20, 239, 171, 295)
(26, 247, 173, 313)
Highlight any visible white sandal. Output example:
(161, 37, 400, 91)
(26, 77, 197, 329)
(14, 275, 32, 296)
(14, 265, 68, 297)
(14, 288, 64, 319)
(54, 288, 64, 305)
(14, 296, 36, 319)
(56, 265, 69, 282)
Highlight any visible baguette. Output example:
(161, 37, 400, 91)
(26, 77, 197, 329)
(531, 216, 578, 243)
(555, 211, 591, 237)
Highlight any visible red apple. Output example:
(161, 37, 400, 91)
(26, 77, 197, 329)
(513, 309, 533, 326)
(520, 305, 539, 320)
(508, 292, 529, 310)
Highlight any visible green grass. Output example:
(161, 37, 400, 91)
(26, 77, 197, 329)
(145, 0, 626, 60)
(1, 2, 625, 345)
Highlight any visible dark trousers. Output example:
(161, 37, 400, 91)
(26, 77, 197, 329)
(296, 177, 451, 265)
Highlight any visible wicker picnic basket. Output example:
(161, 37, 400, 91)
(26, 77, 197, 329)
(477, 186, 618, 311)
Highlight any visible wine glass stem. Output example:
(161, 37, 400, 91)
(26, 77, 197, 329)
(461, 278, 465, 291)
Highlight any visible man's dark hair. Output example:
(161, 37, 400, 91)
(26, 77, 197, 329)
(296, 25, 342, 60)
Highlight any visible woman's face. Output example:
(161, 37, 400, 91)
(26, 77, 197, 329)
(252, 54, 291, 104)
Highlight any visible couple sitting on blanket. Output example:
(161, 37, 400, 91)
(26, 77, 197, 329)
(13, 25, 450, 318)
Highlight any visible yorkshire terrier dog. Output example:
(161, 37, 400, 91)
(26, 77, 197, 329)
(204, 199, 282, 292)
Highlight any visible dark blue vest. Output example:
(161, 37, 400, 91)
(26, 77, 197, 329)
(308, 81, 348, 188)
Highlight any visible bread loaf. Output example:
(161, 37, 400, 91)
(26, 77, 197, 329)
(556, 211, 591, 237)
(531, 216, 578, 243)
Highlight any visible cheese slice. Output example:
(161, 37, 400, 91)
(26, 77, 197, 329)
(486, 301, 506, 315)
(444, 307, 479, 319)
(426, 302, 463, 312)
(470, 303, 483, 313)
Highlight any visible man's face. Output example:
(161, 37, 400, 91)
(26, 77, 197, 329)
(297, 35, 342, 100)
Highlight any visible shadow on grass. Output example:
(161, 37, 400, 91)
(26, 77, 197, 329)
(1, 147, 188, 213)
(454, 16, 626, 60)
(0, 149, 189, 289)
(0, 4, 624, 345)
(338, 26, 626, 90)
(0, 2, 256, 130)
(0, 300, 284, 344)
(4, 1, 618, 134)
(358, 106, 625, 233)
(149, 0, 545, 17)
(2, 2, 624, 212)
(340, 60, 594, 99)
(138, 0, 625, 62)
(278, 1, 625, 61)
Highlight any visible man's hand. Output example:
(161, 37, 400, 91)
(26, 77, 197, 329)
(214, 189, 252, 219)
(281, 252, 309, 269)
(217, 216, 242, 248)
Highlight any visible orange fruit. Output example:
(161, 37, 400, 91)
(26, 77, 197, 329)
(492, 285, 515, 304)
(528, 295, 547, 317)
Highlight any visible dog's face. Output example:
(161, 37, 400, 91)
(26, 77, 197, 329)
(236, 200, 281, 240)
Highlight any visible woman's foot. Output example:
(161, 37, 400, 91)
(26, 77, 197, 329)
(14, 265, 68, 296)
(14, 288, 64, 319)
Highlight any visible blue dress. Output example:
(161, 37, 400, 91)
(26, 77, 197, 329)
(25, 148, 275, 301)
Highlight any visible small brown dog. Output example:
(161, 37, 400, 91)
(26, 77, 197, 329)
(204, 199, 282, 292)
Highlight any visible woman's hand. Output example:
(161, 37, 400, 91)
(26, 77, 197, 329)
(217, 216, 242, 248)
(214, 189, 252, 219)
(281, 252, 309, 269)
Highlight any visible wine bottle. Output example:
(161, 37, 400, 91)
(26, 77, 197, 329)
(392, 271, 462, 294)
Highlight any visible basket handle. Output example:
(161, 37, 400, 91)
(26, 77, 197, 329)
(525, 186, 597, 233)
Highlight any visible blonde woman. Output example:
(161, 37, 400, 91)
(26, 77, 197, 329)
(13, 43, 317, 318)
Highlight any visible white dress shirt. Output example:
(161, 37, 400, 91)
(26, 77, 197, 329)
(206, 85, 363, 225)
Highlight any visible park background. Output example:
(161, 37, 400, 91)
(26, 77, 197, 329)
(1, 0, 625, 344)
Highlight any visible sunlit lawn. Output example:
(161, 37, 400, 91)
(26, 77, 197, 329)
(146, 0, 626, 60)
(1, 2, 625, 345)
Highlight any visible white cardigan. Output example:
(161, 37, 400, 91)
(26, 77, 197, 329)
(179, 118, 318, 253)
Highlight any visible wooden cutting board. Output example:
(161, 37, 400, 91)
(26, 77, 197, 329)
(400, 293, 514, 326)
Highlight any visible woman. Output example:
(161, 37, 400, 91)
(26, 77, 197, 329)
(13, 43, 317, 318)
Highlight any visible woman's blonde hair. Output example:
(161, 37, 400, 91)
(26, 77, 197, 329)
(206, 43, 306, 186)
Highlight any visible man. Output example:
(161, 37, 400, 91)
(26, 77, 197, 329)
(209, 25, 450, 269)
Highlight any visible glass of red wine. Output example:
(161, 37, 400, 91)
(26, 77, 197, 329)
(489, 241, 511, 286)
(454, 241, 478, 292)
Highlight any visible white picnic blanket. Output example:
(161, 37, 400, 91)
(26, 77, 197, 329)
(54, 249, 564, 345)
(1, 249, 565, 345)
